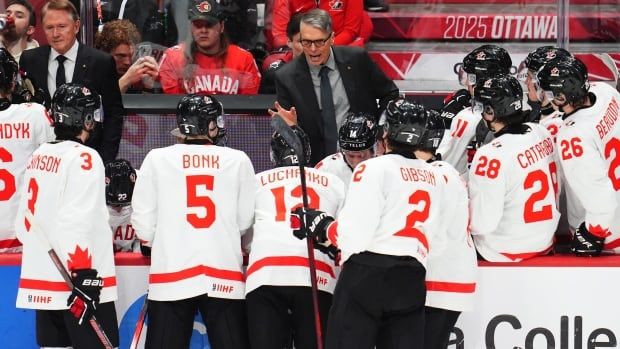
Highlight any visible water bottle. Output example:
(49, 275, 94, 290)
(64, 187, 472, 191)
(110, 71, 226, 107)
(0, 17, 14, 31)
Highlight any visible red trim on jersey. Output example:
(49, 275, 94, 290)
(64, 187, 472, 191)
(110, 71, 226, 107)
(19, 276, 117, 291)
(426, 281, 476, 293)
(246, 256, 336, 278)
(0, 238, 22, 249)
(149, 265, 245, 284)
(604, 237, 620, 250)
(500, 245, 553, 261)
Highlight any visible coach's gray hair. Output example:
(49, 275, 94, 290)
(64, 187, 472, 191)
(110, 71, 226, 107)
(300, 9, 333, 34)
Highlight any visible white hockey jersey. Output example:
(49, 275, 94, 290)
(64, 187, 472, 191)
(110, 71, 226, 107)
(436, 106, 481, 177)
(108, 205, 141, 252)
(425, 161, 477, 312)
(315, 152, 353, 190)
(469, 123, 560, 262)
(332, 154, 449, 266)
(556, 82, 620, 251)
(15, 141, 117, 310)
(0, 103, 54, 251)
(246, 166, 345, 294)
(132, 144, 256, 301)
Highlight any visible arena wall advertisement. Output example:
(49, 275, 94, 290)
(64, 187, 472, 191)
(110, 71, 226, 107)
(1, 255, 619, 349)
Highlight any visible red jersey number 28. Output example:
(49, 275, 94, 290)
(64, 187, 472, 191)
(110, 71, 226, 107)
(186, 175, 216, 229)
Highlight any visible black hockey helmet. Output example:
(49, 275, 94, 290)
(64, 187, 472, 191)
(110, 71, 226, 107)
(536, 57, 589, 105)
(105, 159, 137, 206)
(51, 83, 102, 128)
(460, 45, 512, 86)
(0, 48, 18, 91)
(382, 98, 445, 150)
(270, 125, 311, 167)
(518, 46, 573, 81)
(174, 94, 226, 142)
(339, 112, 378, 152)
(473, 74, 524, 124)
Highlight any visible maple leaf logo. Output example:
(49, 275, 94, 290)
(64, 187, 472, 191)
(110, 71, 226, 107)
(587, 224, 611, 238)
(67, 245, 92, 271)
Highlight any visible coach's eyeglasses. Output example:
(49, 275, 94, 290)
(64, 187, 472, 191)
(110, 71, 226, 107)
(299, 33, 333, 48)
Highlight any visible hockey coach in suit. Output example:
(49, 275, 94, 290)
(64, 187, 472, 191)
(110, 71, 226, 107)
(274, 9, 398, 166)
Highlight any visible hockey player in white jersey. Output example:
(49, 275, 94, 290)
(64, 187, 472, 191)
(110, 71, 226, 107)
(383, 99, 477, 348)
(14, 83, 119, 348)
(131, 94, 255, 349)
(437, 45, 512, 176)
(291, 98, 454, 349)
(0, 48, 54, 252)
(537, 57, 620, 256)
(469, 75, 560, 262)
(246, 126, 345, 349)
(105, 159, 146, 254)
(315, 112, 378, 189)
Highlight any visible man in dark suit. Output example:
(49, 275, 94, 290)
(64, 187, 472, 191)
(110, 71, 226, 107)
(20, 0, 125, 163)
(273, 9, 398, 166)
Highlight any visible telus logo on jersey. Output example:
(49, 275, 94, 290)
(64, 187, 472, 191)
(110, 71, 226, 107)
(0, 122, 31, 139)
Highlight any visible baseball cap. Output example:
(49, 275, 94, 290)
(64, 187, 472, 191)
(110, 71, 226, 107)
(188, 0, 222, 24)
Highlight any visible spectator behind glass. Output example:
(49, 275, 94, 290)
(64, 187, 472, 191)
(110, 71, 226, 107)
(159, 0, 261, 95)
(19, 0, 126, 163)
(95, 19, 160, 93)
(259, 13, 303, 94)
(0, 0, 38, 63)
(270, 0, 372, 49)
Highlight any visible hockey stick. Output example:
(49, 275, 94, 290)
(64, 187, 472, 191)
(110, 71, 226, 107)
(271, 114, 324, 349)
(25, 212, 114, 349)
(129, 295, 148, 349)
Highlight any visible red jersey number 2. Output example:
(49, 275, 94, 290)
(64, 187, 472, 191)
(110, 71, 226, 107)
(393, 190, 431, 250)
(186, 175, 216, 229)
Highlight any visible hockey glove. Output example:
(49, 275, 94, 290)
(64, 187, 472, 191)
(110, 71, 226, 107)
(440, 89, 471, 127)
(315, 242, 341, 265)
(570, 222, 605, 257)
(67, 269, 103, 325)
(290, 207, 334, 242)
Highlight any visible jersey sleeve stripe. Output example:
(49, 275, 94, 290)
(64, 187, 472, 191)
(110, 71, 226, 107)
(425, 281, 476, 293)
(0, 238, 22, 249)
(149, 264, 245, 284)
(246, 256, 336, 278)
(19, 276, 117, 291)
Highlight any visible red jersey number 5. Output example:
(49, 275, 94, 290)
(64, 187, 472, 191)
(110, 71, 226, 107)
(186, 175, 216, 229)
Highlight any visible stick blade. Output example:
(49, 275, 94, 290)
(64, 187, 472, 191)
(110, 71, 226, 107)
(270, 114, 305, 163)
